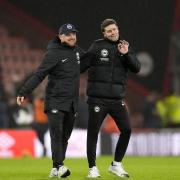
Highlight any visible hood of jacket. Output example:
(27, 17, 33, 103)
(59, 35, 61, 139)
(47, 37, 61, 50)
(47, 37, 76, 50)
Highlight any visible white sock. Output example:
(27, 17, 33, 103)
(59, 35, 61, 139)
(113, 161, 121, 166)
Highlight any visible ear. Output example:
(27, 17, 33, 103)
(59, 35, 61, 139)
(103, 31, 106, 38)
(59, 34, 64, 42)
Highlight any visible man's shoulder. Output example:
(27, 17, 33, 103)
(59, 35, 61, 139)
(94, 39, 105, 44)
(93, 39, 111, 47)
(90, 39, 107, 49)
(75, 45, 84, 52)
(46, 48, 61, 56)
(95, 38, 104, 42)
(43, 48, 63, 61)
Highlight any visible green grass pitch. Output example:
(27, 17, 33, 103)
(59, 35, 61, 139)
(0, 156, 179, 180)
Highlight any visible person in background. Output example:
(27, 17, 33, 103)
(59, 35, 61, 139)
(0, 89, 10, 128)
(142, 91, 162, 128)
(32, 91, 48, 156)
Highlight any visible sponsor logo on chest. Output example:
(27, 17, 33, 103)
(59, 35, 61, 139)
(94, 106, 100, 112)
(100, 49, 109, 62)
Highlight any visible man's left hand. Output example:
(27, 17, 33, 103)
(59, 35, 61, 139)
(118, 40, 129, 54)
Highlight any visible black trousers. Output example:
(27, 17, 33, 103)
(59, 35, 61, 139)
(87, 100, 131, 168)
(47, 107, 75, 168)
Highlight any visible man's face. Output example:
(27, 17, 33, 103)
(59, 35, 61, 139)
(59, 32, 77, 47)
(103, 24, 119, 42)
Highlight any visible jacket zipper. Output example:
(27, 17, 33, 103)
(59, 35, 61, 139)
(110, 45, 116, 85)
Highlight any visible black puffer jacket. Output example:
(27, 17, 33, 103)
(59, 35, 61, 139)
(18, 37, 84, 112)
(80, 38, 141, 100)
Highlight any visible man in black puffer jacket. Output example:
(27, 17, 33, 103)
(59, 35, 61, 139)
(81, 19, 141, 178)
(16, 23, 84, 178)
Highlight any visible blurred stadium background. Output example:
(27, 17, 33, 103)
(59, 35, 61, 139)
(0, 0, 180, 173)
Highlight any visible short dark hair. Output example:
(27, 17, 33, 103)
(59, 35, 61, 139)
(101, 19, 118, 32)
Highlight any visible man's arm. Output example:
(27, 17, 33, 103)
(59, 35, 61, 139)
(17, 51, 58, 105)
(80, 43, 96, 73)
(123, 48, 141, 73)
(118, 40, 141, 73)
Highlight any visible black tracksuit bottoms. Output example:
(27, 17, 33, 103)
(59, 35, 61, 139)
(87, 100, 131, 168)
(47, 106, 75, 168)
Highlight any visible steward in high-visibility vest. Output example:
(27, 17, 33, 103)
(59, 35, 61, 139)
(156, 95, 180, 127)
